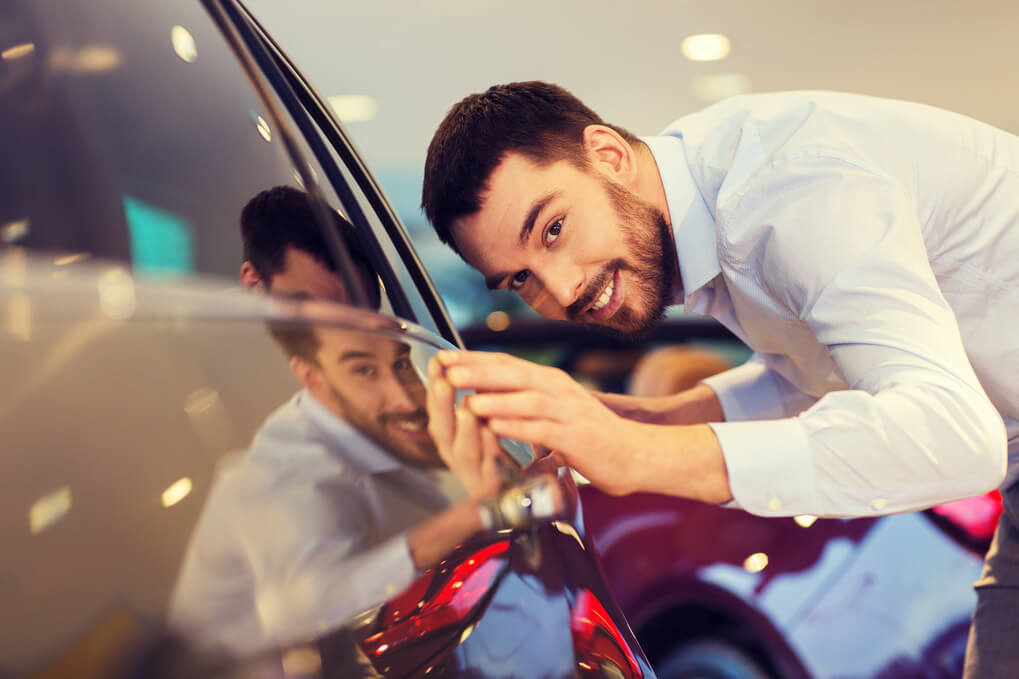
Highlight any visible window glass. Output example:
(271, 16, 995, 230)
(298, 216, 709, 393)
(0, 0, 376, 311)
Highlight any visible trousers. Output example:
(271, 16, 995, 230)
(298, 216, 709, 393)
(963, 479, 1019, 678)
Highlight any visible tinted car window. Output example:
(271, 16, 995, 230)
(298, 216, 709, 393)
(0, 0, 367, 300)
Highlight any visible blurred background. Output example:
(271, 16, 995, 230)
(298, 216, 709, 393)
(244, 0, 1019, 329)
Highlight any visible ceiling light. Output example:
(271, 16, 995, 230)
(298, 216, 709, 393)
(253, 113, 272, 142)
(97, 268, 137, 320)
(2, 43, 35, 61)
(162, 477, 193, 508)
(680, 33, 731, 62)
(171, 26, 198, 64)
(794, 515, 818, 528)
(328, 95, 378, 123)
(54, 252, 91, 267)
(743, 552, 769, 573)
(1, 218, 29, 244)
(30, 486, 72, 535)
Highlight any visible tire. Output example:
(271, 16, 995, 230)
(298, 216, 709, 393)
(656, 639, 772, 679)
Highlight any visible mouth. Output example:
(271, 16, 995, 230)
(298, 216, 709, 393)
(586, 268, 623, 321)
(386, 413, 430, 438)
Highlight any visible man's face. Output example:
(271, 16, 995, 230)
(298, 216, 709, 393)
(309, 329, 440, 467)
(452, 153, 676, 339)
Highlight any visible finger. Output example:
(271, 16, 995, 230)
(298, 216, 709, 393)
(445, 361, 562, 394)
(465, 391, 563, 422)
(437, 349, 545, 374)
(427, 354, 443, 383)
(485, 417, 560, 452)
(478, 427, 503, 498)
(452, 406, 484, 482)
(426, 376, 456, 458)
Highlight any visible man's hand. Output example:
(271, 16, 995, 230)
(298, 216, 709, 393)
(431, 350, 733, 503)
(426, 354, 504, 500)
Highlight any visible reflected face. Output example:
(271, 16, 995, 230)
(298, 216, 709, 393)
(309, 329, 439, 467)
(453, 153, 676, 339)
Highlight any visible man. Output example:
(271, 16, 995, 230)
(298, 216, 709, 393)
(169, 187, 510, 654)
(420, 83, 1018, 675)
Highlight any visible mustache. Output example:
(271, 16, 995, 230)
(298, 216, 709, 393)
(378, 409, 428, 425)
(566, 258, 627, 319)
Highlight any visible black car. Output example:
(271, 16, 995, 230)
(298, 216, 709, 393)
(0, 0, 655, 677)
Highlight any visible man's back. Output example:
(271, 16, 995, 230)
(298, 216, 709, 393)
(664, 91, 1017, 483)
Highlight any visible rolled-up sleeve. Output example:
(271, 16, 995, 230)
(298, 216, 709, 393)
(712, 154, 1007, 517)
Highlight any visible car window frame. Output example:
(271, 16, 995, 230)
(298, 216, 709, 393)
(219, 0, 463, 348)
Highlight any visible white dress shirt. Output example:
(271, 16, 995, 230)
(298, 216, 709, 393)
(169, 390, 459, 654)
(643, 91, 1017, 518)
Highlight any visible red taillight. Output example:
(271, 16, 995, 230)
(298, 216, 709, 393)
(361, 540, 510, 658)
(570, 588, 643, 678)
(932, 490, 1003, 541)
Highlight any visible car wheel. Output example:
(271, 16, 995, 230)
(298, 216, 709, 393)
(656, 639, 771, 679)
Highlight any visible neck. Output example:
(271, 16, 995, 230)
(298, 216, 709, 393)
(633, 141, 682, 291)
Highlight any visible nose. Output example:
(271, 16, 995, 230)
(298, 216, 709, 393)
(537, 258, 585, 310)
(382, 372, 421, 413)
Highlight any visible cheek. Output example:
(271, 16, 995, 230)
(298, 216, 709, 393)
(528, 289, 569, 319)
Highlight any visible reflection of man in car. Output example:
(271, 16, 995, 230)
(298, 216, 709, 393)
(168, 187, 500, 655)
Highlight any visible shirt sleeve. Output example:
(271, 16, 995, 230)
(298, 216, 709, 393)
(701, 353, 818, 421)
(710, 154, 1007, 517)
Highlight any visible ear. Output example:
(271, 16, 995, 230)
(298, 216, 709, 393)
(581, 125, 637, 185)
(240, 261, 266, 291)
(289, 355, 321, 391)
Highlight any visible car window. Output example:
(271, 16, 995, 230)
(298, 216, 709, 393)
(230, 3, 460, 343)
(0, 0, 376, 311)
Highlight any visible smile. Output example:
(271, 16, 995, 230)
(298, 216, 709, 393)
(586, 269, 623, 320)
(392, 418, 427, 432)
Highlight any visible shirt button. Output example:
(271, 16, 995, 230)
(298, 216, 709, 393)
(767, 497, 783, 511)
(871, 498, 887, 511)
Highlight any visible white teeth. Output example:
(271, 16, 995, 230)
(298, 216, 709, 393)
(590, 279, 615, 312)
(394, 420, 425, 432)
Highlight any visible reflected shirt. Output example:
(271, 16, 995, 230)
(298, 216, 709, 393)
(169, 389, 458, 654)
(643, 91, 1017, 517)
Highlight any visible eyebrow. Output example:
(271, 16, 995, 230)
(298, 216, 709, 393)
(338, 350, 376, 363)
(483, 190, 560, 290)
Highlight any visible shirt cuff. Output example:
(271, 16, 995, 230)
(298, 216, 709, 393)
(701, 360, 816, 421)
(709, 418, 815, 516)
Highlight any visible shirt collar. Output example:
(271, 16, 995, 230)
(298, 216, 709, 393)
(296, 388, 404, 476)
(640, 134, 720, 304)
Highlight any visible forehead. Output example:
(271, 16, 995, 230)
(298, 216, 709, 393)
(453, 153, 584, 269)
(271, 248, 350, 302)
(315, 330, 408, 360)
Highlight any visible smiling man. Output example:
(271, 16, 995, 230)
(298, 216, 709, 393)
(421, 82, 1019, 676)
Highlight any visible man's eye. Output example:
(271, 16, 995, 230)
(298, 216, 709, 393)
(393, 358, 412, 372)
(510, 270, 530, 290)
(353, 365, 377, 377)
(544, 219, 562, 245)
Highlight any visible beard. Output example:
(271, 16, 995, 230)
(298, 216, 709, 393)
(564, 176, 677, 340)
(328, 384, 441, 468)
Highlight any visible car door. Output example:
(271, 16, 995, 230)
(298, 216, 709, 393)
(1, 0, 656, 677)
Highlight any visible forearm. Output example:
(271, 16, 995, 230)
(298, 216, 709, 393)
(595, 383, 724, 425)
(612, 421, 732, 504)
